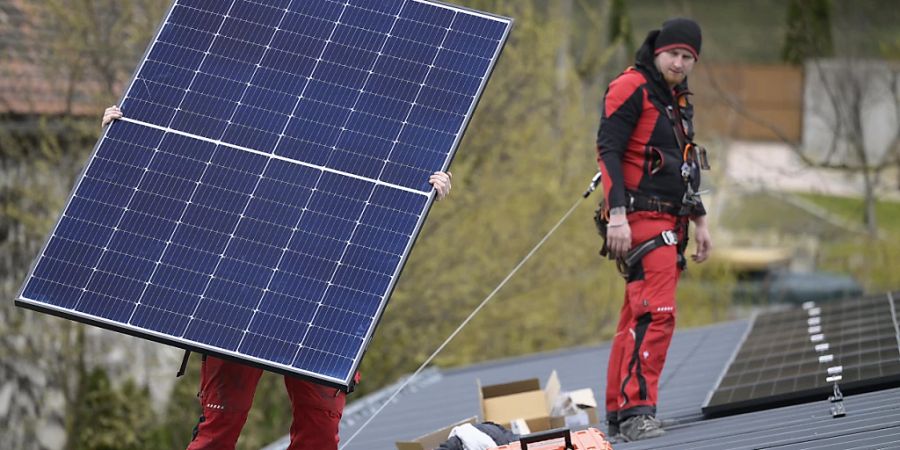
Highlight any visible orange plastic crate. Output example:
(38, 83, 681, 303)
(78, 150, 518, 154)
(489, 428, 613, 450)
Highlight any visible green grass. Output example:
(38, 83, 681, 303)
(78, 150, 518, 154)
(720, 191, 900, 237)
(719, 191, 850, 238)
(797, 193, 900, 233)
(719, 190, 900, 292)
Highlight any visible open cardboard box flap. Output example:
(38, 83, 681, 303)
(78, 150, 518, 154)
(395, 416, 478, 450)
(478, 371, 562, 432)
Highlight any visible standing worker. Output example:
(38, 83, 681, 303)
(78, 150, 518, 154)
(594, 18, 713, 442)
(102, 106, 453, 450)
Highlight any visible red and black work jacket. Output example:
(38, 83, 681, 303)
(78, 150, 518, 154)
(595, 38, 706, 218)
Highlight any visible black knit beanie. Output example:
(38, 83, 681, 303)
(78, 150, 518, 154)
(654, 18, 702, 59)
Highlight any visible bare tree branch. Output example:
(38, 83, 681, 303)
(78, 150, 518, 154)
(706, 58, 899, 235)
(705, 62, 893, 173)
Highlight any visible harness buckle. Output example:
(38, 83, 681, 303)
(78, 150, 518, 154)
(661, 230, 678, 246)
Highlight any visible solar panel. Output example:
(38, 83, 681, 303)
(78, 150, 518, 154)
(16, 0, 511, 390)
(703, 292, 900, 416)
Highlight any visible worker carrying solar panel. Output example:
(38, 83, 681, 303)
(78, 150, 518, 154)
(103, 104, 450, 450)
(593, 17, 713, 442)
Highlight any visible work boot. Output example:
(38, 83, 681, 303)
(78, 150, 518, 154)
(620, 415, 665, 442)
(606, 420, 620, 438)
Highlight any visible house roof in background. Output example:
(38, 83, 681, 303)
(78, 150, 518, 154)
(0, 0, 102, 116)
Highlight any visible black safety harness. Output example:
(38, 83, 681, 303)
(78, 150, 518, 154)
(595, 89, 709, 277)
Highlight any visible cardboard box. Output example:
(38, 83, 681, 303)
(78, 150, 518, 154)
(395, 416, 477, 450)
(549, 388, 599, 428)
(478, 371, 561, 432)
(549, 407, 599, 429)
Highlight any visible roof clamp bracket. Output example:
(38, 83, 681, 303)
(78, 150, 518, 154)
(829, 382, 846, 418)
(827, 365, 846, 418)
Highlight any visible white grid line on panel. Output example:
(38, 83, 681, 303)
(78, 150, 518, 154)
(288, 0, 413, 366)
(293, 2, 457, 368)
(23, 0, 510, 385)
(186, 311, 359, 362)
(346, 1, 459, 370)
(120, 116, 427, 196)
(337, 0, 504, 41)
(888, 292, 900, 360)
(374, 9, 455, 185)
(160, 8, 486, 97)
(233, 0, 353, 356)
(121, 0, 242, 326)
(409, 0, 505, 22)
(68, 175, 413, 269)
(184, 1, 495, 64)
(69, 127, 169, 313)
(36, 235, 383, 323)
(161, 1, 239, 130)
(178, 0, 320, 348)
(122, 145, 227, 326)
(138, 43, 469, 132)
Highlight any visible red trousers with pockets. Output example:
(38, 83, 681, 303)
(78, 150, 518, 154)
(605, 212, 681, 424)
(187, 356, 346, 450)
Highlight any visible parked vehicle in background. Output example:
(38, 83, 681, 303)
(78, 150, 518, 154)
(716, 247, 864, 305)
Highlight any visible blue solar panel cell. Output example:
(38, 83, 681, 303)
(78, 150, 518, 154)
(231, 0, 284, 28)
(445, 31, 501, 59)
(366, 73, 419, 103)
(281, 13, 336, 40)
(180, 0, 230, 15)
(139, 284, 194, 315)
(132, 285, 193, 320)
(41, 239, 99, 275)
(19, 0, 510, 389)
(79, 291, 131, 323)
(342, 245, 401, 276)
(168, 5, 223, 33)
(321, 285, 378, 315)
(434, 45, 490, 77)
(394, 20, 449, 47)
(160, 24, 215, 52)
(404, 0, 454, 26)
(203, 54, 258, 85)
(459, 10, 509, 36)
(242, 319, 303, 360)
(342, 7, 395, 35)
(268, 270, 326, 302)
(153, 262, 208, 294)
(54, 218, 111, 250)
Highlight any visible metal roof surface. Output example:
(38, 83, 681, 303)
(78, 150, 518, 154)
(265, 319, 749, 449)
(264, 316, 900, 450)
(617, 385, 900, 450)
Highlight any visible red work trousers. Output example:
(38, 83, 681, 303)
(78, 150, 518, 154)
(605, 212, 681, 423)
(187, 356, 346, 450)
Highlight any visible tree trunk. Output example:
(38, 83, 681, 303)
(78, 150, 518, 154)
(861, 167, 878, 236)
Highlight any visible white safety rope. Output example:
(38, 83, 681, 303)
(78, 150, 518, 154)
(339, 192, 589, 449)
